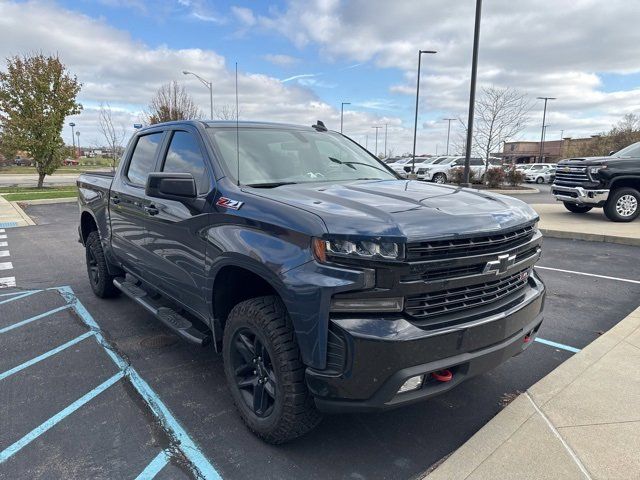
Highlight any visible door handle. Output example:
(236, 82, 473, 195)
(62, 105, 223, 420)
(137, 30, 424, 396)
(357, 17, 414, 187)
(144, 205, 159, 216)
(111, 196, 120, 205)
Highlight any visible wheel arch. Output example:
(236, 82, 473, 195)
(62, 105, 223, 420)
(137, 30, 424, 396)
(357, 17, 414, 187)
(609, 176, 640, 192)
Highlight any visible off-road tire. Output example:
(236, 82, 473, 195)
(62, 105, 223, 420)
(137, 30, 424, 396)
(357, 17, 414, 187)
(223, 296, 322, 444)
(604, 188, 640, 222)
(85, 231, 120, 298)
(563, 202, 592, 214)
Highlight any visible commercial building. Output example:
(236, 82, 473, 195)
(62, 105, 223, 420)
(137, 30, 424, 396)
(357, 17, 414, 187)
(498, 136, 598, 164)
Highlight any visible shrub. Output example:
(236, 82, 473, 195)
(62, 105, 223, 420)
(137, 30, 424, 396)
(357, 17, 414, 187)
(449, 167, 477, 185)
(505, 168, 525, 187)
(485, 167, 506, 188)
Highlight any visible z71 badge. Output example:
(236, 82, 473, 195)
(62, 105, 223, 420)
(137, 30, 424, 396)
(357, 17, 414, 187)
(216, 197, 244, 210)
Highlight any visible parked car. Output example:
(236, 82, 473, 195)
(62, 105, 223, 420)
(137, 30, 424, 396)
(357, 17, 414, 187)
(421, 156, 486, 184)
(63, 158, 80, 166)
(552, 141, 640, 222)
(516, 163, 555, 173)
(526, 167, 555, 184)
(14, 156, 33, 166)
(390, 157, 414, 177)
(78, 120, 545, 443)
(399, 156, 441, 179)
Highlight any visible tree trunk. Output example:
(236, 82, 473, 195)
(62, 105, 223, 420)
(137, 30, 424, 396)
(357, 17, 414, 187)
(37, 172, 45, 188)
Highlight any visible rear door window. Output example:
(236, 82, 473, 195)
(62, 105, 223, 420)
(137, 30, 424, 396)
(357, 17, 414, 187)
(162, 131, 210, 195)
(127, 132, 164, 186)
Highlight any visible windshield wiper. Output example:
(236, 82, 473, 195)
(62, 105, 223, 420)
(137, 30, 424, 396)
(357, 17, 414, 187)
(245, 181, 298, 188)
(328, 157, 389, 174)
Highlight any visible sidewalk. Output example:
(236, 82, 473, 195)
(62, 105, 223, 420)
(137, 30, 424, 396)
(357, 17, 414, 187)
(426, 305, 640, 480)
(532, 203, 640, 247)
(0, 195, 35, 227)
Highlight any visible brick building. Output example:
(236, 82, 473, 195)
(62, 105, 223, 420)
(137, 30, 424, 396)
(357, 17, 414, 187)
(499, 136, 598, 164)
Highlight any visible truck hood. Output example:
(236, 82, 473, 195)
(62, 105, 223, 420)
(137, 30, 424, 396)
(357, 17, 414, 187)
(558, 156, 610, 166)
(248, 180, 538, 241)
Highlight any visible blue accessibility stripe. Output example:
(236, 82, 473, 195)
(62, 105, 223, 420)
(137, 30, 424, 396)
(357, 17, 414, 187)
(135, 450, 171, 480)
(0, 371, 124, 463)
(57, 286, 221, 479)
(535, 337, 581, 354)
(0, 304, 72, 334)
(0, 331, 95, 381)
(0, 222, 18, 228)
(0, 290, 41, 304)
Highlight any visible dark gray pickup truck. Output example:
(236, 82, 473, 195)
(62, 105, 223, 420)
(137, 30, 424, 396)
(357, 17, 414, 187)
(78, 120, 545, 443)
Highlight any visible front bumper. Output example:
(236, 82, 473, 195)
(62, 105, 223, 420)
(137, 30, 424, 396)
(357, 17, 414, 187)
(308, 272, 545, 413)
(552, 185, 609, 206)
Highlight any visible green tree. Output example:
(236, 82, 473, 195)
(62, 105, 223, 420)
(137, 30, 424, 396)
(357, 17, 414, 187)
(0, 54, 82, 187)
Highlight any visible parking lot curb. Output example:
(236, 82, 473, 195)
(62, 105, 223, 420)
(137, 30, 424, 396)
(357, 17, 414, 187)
(539, 228, 640, 247)
(424, 305, 640, 480)
(15, 197, 77, 206)
(486, 187, 540, 195)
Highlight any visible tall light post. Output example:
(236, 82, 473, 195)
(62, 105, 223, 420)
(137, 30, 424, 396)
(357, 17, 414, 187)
(443, 118, 455, 155)
(463, 0, 483, 187)
(183, 70, 213, 119)
(412, 49, 437, 174)
(75, 131, 81, 157)
(384, 124, 388, 158)
(372, 126, 382, 157)
(340, 102, 350, 133)
(537, 96, 556, 163)
(69, 122, 76, 157)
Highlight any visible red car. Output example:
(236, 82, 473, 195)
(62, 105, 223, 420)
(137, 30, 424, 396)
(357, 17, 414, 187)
(63, 158, 80, 166)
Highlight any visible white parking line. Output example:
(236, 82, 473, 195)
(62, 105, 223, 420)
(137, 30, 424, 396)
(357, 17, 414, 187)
(0, 242, 7, 247)
(537, 266, 640, 285)
(0, 277, 16, 288)
(0, 252, 9, 258)
(0, 235, 7, 239)
(0, 262, 13, 271)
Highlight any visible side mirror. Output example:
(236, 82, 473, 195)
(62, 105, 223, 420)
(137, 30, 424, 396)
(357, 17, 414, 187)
(609, 150, 616, 156)
(146, 172, 197, 202)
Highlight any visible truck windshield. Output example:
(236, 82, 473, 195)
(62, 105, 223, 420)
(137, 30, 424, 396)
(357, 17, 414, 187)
(208, 128, 397, 186)
(613, 142, 640, 158)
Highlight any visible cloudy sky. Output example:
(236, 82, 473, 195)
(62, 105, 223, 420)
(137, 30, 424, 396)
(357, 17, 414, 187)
(2, 0, 640, 155)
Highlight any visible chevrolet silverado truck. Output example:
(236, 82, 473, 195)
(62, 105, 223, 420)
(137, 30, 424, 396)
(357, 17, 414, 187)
(77, 120, 546, 443)
(552, 141, 640, 222)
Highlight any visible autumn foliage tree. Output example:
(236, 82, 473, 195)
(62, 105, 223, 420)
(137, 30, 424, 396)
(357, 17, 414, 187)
(0, 54, 82, 187)
(145, 81, 201, 124)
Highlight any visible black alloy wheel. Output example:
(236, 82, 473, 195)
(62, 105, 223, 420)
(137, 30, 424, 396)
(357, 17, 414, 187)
(230, 327, 277, 418)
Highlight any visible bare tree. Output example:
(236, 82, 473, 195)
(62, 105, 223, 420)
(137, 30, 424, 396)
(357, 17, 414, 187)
(98, 102, 127, 170)
(145, 81, 201, 124)
(214, 103, 242, 121)
(474, 87, 531, 175)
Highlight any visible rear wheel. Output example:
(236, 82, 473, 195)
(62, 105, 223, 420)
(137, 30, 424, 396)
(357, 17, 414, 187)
(604, 188, 639, 222)
(563, 202, 592, 214)
(85, 231, 119, 298)
(223, 296, 322, 444)
(433, 173, 447, 184)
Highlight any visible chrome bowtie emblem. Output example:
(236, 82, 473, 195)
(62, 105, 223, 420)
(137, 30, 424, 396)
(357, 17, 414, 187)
(483, 253, 516, 275)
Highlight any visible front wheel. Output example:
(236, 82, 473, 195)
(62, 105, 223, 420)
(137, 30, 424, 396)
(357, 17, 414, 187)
(563, 202, 592, 214)
(536, 177, 544, 184)
(432, 173, 447, 184)
(604, 188, 639, 222)
(223, 296, 322, 444)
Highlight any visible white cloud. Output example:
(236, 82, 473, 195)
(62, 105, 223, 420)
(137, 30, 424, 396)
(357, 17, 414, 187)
(231, 6, 256, 26)
(263, 53, 299, 67)
(0, 1, 403, 151)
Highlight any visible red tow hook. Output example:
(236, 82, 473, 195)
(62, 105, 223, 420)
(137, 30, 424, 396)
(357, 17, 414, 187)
(431, 369, 453, 382)
(524, 331, 534, 343)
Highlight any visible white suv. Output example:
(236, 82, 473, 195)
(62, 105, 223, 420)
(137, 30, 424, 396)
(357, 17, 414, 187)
(421, 156, 486, 184)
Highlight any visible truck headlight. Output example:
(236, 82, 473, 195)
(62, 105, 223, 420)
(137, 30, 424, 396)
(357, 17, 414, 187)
(588, 165, 605, 177)
(312, 238, 402, 262)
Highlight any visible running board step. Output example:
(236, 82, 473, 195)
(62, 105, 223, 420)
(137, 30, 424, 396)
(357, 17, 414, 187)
(113, 278, 211, 347)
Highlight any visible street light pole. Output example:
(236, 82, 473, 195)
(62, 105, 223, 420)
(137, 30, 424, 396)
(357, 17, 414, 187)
(183, 70, 213, 119)
(537, 96, 556, 163)
(340, 102, 350, 133)
(76, 131, 81, 157)
(372, 126, 382, 157)
(412, 49, 437, 174)
(69, 122, 76, 157)
(384, 124, 388, 158)
(463, 0, 483, 187)
(443, 118, 455, 155)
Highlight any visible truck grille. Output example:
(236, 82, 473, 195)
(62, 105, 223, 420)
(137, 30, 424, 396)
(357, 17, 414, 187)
(405, 268, 530, 323)
(406, 223, 536, 261)
(554, 166, 589, 185)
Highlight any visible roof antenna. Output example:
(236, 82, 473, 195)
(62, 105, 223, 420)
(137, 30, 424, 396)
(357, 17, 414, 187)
(235, 62, 240, 186)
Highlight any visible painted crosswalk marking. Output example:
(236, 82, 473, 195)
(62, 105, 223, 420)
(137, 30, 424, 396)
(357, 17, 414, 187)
(0, 262, 13, 270)
(0, 277, 16, 288)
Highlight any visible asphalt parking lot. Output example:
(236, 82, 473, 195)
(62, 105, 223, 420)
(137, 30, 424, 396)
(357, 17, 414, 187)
(1, 201, 639, 480)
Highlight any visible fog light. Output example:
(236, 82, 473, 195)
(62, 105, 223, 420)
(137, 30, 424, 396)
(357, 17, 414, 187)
(398, 375, 424, 393)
